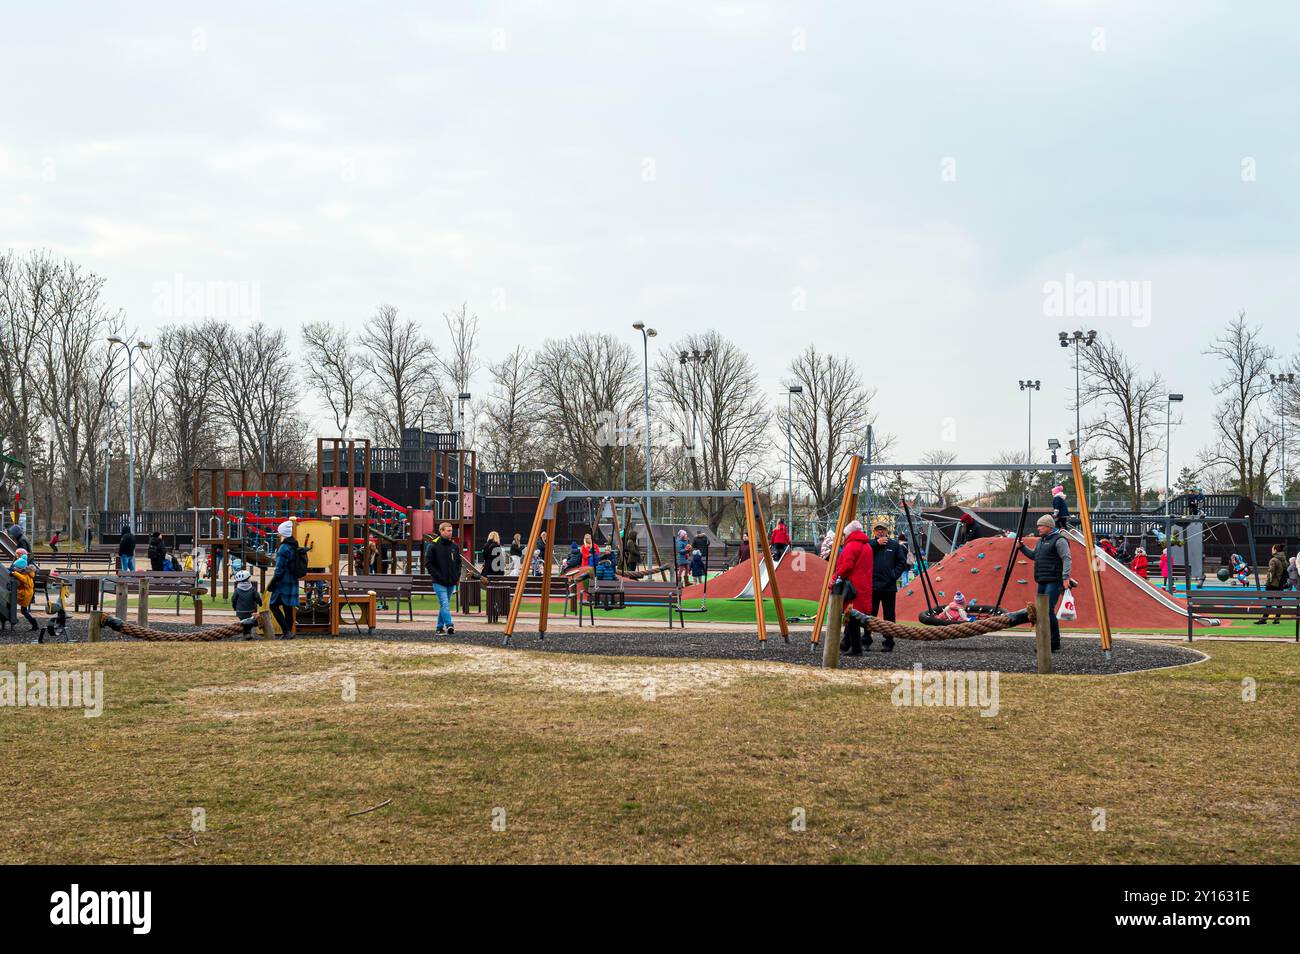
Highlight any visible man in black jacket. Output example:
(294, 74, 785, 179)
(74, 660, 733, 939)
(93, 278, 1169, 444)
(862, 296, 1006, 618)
(425, 522, 463, 636)
(117, 523, 137, 573)
(869, 523, 907, 623)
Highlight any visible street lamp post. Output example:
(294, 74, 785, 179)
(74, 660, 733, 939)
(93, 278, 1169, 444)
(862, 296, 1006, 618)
(1018, 380, 1040, 464)
(106, 335, 152, 532)
(632, 322, 657, 521)
(786, 384, 803, 531)
(1165, 393, 1183, 517)
(1271, 373, 1294, 504)
(1058, 329, 1097, 508)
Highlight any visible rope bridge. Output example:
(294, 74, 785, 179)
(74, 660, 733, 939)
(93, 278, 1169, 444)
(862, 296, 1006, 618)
(845, 605, 1036, 642)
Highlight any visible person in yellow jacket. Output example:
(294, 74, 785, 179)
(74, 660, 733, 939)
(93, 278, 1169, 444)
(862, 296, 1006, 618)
(10, 552, 41, 639)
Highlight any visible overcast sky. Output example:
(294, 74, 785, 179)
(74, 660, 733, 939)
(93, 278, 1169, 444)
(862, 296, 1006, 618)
(3, 0, 1298, 488)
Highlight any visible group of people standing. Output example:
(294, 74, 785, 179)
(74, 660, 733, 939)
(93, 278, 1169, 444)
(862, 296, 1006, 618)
(828, 521, 911, 656)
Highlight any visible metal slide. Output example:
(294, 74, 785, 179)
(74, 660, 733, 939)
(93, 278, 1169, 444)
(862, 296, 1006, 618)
(1061, 528, 1219, 625)
(732, 547, 789, 600)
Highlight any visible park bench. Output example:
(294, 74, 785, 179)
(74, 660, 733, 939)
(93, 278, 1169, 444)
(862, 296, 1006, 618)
(484, 576, 574, 624)
(340, 574, 414, 622)
(1186, 590, 1300, 641)
(101, 571, 205, 616)
(582, 578, 685, 628)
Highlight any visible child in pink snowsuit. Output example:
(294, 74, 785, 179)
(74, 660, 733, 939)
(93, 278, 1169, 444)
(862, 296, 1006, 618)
(942, 591, 971, 621)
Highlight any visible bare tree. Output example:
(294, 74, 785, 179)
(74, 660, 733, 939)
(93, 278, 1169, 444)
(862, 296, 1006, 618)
(356, 305, 443, 445)
(653, 331, 771, 530)
(1079, 335, 1166, 508)
(532, 332, 640, 487)
(438, 302, 481, 439)
(480, 346, 540, 471)
(0, 249, 56, 528)
(302, 320, 360, 436)
(31, 257, 124, 540)
(157, 323, 222, 507)
(203, 322, 306, 476)
(782, 345, 887, 513)
(915, 449, 967, 505)
(1199, 311, 1277, 499)
(982, 450, 1034, 506)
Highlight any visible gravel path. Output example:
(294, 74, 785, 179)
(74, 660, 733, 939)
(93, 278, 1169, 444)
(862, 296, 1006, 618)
(2, 618, 1204, 675)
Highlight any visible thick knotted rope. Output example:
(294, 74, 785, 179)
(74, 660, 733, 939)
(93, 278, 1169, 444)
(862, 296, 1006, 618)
(846, 605, 1035, 642)
(99, 614, 250, 642)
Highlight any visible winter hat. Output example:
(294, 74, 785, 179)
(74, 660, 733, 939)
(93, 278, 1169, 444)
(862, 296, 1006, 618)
(277, 520, 294, 538)
(234, 569, 251, 583)
(1051, 485, 1065, 497)
(12, 554, 28, 570)
(15, 548, 26, 557)
(1036, 514, 1054, 529)
(953, 591, 966, 605)
(844, 519, 864, 536)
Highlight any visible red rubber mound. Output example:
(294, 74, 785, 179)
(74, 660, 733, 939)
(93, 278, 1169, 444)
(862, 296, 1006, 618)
(895, 536, 1191, 630)
(681, 549, 831, 602)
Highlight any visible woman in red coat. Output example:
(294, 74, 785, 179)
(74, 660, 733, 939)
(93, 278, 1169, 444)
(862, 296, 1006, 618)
(831, 520, 880, 655)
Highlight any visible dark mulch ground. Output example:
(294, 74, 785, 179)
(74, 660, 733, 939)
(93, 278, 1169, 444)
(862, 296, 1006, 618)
(1, 616, 1205, 675)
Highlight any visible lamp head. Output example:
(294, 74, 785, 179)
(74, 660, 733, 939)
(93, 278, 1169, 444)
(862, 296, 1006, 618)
(632, 321, 645, 331)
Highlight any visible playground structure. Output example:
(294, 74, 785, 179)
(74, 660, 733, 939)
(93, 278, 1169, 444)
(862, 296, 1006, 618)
(811, 449, 1117, 661)
(502, 484, 788, 645)
(190, 434, 476, 599)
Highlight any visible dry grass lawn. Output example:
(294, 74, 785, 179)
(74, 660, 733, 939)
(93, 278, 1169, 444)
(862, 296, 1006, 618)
(0, 637, 1296, 863)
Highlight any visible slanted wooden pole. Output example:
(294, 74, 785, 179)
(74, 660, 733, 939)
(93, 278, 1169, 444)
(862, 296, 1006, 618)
(504, 480, 552, 642)
(638, 499, 668, 582)
(537, 513, 558, 638)
(1069, 440, 1112, 654)
(1034, 593, 1053, 674)
(741, 483, 767, 644)
(751, 488, 789, 643)
(812, 455, 862, 645)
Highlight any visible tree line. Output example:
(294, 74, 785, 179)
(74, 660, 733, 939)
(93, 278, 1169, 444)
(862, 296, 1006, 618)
(0, 249, 891, 540)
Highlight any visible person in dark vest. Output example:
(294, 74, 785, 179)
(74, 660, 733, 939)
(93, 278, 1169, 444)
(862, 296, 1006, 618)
(869, 523, 907, 622)
(1017, 514, 1076, 652)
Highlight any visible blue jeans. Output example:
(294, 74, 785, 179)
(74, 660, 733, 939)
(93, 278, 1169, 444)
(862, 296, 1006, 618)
(434, 583, 455, 630)
(120, 555, 135, 572)
(1038, 581, 1063, 648)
